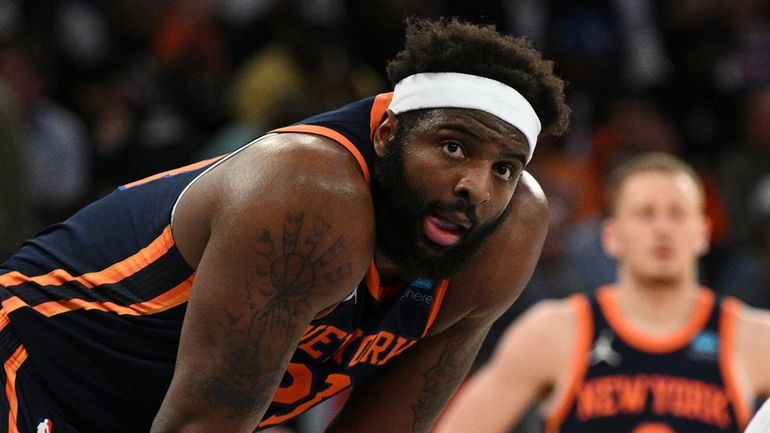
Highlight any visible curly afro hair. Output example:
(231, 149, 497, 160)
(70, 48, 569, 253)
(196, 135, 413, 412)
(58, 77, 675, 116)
(386, 17, 570, 136)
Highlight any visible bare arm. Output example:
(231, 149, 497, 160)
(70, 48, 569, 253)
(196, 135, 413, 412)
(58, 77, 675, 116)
(325, 316, 491, 433)
(151, 135, 374, 433)
(432, 300, 576, 433)
(738, 305, 770, 398)
(326, 173, 550, 433)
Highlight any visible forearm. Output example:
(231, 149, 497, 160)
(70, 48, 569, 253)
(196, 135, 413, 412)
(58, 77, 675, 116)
(432, 366, 529, 433)
(150, 290, 308, 433)
(325, 325, 487, 433)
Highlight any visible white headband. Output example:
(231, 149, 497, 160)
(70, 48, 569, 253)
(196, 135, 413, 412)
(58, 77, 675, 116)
(389, 72, 541, 162)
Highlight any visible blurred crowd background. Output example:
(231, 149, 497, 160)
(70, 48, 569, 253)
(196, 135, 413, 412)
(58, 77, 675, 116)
(0, 1, 769, 432)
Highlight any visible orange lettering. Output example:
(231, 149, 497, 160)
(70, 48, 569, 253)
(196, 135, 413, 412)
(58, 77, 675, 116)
(649, 376, 671, 415)
(300, 325, 326, 342)
(632, 422, 675, 433)
(348, 334, 377, 366)
(332, 329, 362, 364)
(704, 386, 730, 428)
(577, 383, 598, 420)
(360, 332, 395, 364)
(272, 363, 313, 405)
(682, 381, 702, 420)
(670, 378, 688, 417)
(616, 376, 647, 414)
(299, 326, 349, 359)
(260, 373, 352, 427)
(577, 378, 617, 420)
(377, 336, 416, 365)
(597, 377, 618, 417)
(648, 375, 731, 428)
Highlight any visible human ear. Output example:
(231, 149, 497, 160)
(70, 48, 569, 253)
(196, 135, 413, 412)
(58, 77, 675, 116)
(602, 218, 621, 259)
(373, 110, 398, 157)
(695, 215, 712, 255)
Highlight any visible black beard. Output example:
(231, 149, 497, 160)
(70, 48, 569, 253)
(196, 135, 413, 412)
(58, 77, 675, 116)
(371, 130, 510, 280)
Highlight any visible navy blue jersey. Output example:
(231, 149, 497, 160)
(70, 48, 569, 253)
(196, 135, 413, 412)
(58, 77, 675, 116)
(0, 92, 449, 433)
(543, 287, 751, 433)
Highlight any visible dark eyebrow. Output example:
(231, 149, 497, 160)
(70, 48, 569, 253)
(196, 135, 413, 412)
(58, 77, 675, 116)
(502, 150, 527, 167)
(438, 123, 484, 141)
(437, 123, 528, 166)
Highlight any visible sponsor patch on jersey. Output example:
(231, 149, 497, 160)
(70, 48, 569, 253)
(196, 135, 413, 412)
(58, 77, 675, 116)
(399, 278, 435, 305)
(689, 330, 718, 361)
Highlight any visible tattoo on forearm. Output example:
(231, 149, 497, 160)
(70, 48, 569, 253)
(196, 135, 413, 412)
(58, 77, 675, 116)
(188, 212, 352, 418)
(411, 339, 477, 432)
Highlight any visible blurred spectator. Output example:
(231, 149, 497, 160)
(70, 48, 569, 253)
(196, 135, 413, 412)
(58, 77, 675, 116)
(0, 43, 91, 227)
(582, 95, 729, 239)
(521, 137, 596, 298)
(54, 1, 110, 69)
(152, 0, 230, 132)
(0, 76, 30, 260)
(718, 0, 770, 92)
(561, 95, 729, 292)
(716, 175, 770, 309)
(657, 0, 740, 160)
(197, 1, 386, 159)
(344, 0, 447, 83)
(718, 87, 770, 244)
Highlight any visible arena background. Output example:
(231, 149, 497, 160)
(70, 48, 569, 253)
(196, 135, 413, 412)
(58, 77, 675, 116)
(0, 1, 768, 432)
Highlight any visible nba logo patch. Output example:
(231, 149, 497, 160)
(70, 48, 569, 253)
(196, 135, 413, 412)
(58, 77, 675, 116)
(36, 418, 53, 433)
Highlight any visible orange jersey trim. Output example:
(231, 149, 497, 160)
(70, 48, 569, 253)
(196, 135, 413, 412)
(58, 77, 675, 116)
(369, 92, 393, 141)
(122, 156, 224, 189)
(0, 297, 26, 333)
(0, 275, 193, 322)
(364, 261, 383, 302)
(0, 226, 176, 290)
(597, 286, 714, 353)
(269, 125, 370, 184)
(0, 226, 193, 324)
(363, 262, 408, 302)
(543, 294, 593, 432)
(363, 260, 448, 336)
(422, 279, 449, 337)
(719, 297, 752, 429)
(3, 345, 27, 433)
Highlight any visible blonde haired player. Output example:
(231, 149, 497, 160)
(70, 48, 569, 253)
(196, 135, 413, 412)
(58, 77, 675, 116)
(435, 152, 770, 433)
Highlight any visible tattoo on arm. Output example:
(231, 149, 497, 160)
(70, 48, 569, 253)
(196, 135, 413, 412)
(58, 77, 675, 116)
(188, 212, 353, 418)
(411, 339, 477, 432)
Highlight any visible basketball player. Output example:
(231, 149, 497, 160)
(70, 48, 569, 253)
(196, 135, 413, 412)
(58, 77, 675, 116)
(0, 17, 570, 433)
(434, 152, 770, 433)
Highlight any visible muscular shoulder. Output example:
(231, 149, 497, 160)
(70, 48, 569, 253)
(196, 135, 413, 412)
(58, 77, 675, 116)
(173, 133, 375, 291)
(735, 301, 770, 396)
(500, 297, 577, 350)
(734, 301, 770, 349)
(220, 133, 370, 212)
(511, 170, 549, 217)
(489, 297, 580, 385)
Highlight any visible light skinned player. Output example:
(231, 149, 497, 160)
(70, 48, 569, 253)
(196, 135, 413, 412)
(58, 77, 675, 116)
(434, 152, 770, 433)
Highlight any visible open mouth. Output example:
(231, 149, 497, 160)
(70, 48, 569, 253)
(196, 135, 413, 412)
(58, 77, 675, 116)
(422, 213, 469, 246)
